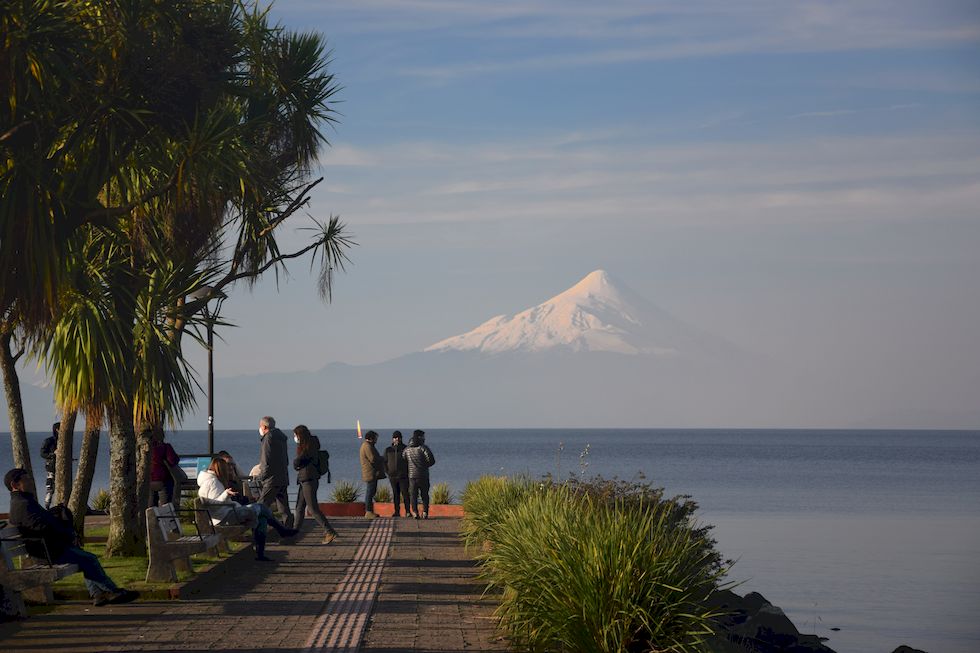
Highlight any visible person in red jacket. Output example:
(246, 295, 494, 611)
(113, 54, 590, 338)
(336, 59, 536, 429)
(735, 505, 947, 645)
(149, 427, 180, 507)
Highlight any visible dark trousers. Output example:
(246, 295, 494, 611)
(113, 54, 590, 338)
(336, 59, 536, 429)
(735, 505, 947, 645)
(389, 477, 411, 515)
(149, 480, 175, 507)
(259, 483, 293, 529)
(57, 546, 118, 596)
(409, 477, 430, 515)
(295, 479, 335, 534)
(364, 479, 378, 513)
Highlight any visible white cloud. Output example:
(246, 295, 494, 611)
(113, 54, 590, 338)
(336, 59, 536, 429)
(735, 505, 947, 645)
(311, 130, 980, 228)
(282, 1, 980, 81)
(317, 144, 379, 167)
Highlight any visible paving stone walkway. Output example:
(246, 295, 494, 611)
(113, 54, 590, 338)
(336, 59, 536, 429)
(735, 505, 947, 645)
(0, 516, 508, 653)
(359, 517, 508, 653)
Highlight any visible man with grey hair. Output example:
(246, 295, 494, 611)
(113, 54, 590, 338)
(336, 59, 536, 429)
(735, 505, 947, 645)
(257, 416, 293, 529)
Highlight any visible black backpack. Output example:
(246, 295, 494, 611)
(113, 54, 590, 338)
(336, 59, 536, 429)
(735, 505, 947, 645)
(314, 449, 331, 483)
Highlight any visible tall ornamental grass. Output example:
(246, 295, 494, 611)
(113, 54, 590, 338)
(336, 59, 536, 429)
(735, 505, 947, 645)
(460, 475, 539, 548)
(374, 484, 393, 503)
(466, 477, 728, 653)
(331, 480, 361, 503)
(432, 482, 454, 504)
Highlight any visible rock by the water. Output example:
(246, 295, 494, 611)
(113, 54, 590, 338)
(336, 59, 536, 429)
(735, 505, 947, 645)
(891, 646, 928, 653)
(704, 589, 836, 653)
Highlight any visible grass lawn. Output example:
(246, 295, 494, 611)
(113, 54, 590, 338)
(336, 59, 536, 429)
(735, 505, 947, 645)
(46, 525, 246, 596)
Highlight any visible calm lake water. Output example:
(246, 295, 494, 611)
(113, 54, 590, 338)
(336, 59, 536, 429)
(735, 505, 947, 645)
(2, 428, 978, 653)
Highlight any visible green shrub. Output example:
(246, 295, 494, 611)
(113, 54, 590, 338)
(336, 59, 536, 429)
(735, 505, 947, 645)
(179, 496, 199, 525)
(460, 475, 538, 548)
(431, 482, 453, 505)
(331, 480, 361, 503)
(374, 484, 392, 503)
(471, 478, 728, 653)
(91, 488, 110, 512)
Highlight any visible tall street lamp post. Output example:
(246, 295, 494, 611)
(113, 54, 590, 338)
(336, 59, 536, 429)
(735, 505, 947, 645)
(190, 286, 226, 455)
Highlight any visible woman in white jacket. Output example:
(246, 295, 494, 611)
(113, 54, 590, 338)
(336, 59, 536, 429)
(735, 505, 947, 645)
(198, 458, 297, 560)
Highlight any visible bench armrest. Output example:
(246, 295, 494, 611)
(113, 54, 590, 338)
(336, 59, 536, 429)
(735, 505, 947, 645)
(0, 534, 58, 566)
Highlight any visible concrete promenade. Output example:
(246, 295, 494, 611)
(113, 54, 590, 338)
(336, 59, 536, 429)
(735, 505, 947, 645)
(0, 517, 508, 652)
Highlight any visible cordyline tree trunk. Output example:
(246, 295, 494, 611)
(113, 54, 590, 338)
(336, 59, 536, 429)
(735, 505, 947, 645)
(1, 328, 36, 495)
(135, 422, 155, 533)
(68, 413, 101, 537)
(106, 401, 143, 556)
(54, 410, 77, 505)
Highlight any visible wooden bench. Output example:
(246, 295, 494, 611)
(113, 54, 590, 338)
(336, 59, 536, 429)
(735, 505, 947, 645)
(193, 497, 253, 554)
(144, 504, 221, 583)
(0, 523, 79, 617)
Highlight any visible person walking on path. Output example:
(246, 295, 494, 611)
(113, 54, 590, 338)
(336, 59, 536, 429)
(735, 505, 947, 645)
(149, 427, 180, 507)
(40, 422, 59, 508)
(257, 416, 294, 528)
(384, 431, 411, 517)
(197, 458, 298, 561)
(292, 425, 338, 543)
(359, 430, 386, 519)
(403, 429, 436, 519)
(5, 468, 140, 606)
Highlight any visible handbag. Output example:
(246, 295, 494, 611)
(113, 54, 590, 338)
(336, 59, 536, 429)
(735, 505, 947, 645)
(166, 459, 188, 484)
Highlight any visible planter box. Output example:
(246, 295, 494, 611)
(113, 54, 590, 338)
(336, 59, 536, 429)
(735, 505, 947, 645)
(316, 502, 464, 518)
(319, 502, 366, 517)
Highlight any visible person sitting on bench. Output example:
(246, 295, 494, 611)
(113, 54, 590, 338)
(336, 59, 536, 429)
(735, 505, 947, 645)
(197, 458, 298, 561)
(4, 468, 140, 606)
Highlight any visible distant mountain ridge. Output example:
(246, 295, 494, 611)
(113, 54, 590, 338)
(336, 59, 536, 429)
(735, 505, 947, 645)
(5, 271, 972, 430)
(426, 269, 726, 358)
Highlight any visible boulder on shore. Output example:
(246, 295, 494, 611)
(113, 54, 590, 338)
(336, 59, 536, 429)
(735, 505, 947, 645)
(705, 589, 836, 653)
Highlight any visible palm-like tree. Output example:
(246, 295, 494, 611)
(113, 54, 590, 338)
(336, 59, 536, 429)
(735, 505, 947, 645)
(6, 1, 351, 555)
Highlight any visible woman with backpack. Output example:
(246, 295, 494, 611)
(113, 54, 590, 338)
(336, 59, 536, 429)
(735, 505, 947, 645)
(293, 425, 338, 544)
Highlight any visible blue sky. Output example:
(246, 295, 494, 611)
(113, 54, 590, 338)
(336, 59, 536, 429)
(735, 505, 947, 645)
(167, 2, 979, 424)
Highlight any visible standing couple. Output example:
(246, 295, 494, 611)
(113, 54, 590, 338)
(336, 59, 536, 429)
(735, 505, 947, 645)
(361, 429, 435, 519)
(254, 416, 336, 543)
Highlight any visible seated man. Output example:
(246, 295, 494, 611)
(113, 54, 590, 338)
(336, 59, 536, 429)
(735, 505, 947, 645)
(4, 468, 140, 606)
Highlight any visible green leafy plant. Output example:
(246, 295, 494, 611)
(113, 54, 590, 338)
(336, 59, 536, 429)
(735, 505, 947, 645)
(373, 484, 392, 503)
(460, 475, 539, 548)
(91, 488, 111, 512)
(467, 476, 730, 652)
(431, 482, 454, 505)
(330, 480, 361, 503)
(179, 496, 199, 525)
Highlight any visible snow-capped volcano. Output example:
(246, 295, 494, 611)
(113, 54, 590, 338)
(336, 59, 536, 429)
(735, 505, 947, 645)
(425, 270, 708, 356)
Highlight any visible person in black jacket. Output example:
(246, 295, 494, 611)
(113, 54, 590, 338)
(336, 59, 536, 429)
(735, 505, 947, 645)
(257, 415, 293, 529)
(292, 425, 338, 544)
(402, 430, 436, 520)
(5, 468, 139, 606)
(384, 431, 411, 517)
(40, 422, 59, 508)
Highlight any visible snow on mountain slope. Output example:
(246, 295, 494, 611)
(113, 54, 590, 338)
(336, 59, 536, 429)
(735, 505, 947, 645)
(425, 270, 711, 356)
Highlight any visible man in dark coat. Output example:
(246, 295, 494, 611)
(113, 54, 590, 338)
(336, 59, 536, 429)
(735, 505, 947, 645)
(5, 468, 139, 606)
(402, 429, 436, 519)
(384, 431, 411, 517)
(40, 422, 59, 508)
(257, 416, 293, 529)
